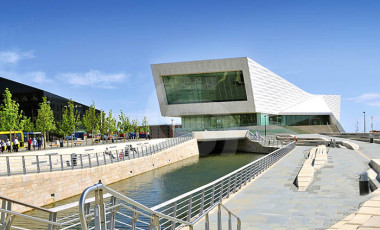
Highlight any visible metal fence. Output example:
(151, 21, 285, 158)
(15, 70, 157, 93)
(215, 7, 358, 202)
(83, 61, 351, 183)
(150, 141, 296, 229)
(0, 134, 193, 177)
(245, 130, 283, 147)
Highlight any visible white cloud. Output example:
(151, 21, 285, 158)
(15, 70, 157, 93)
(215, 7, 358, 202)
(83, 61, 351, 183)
(0, 50, 35, 65)
(367, 101, 380, 107)
(347, 93, 380, 102)
(56, 69, 128, 88)
(28, 71, 54, 84)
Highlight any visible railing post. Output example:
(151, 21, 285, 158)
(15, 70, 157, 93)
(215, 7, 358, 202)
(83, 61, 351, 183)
(96, 153, 99, 166)
(131, 205, 138, 230)
(227, 177, 231, 198)
(36, 155, 40, 173)
(60, 155, 63, 171)
(5, 156, 11, 176)
(228, 212, 232, 230)
(200, 189, 205, 214)
(211, 184, 215, 206)
(88, 154, 92, 168)
(205, 213, 210, 230)
(103, 152, 107, 165)
(22, 156, 26, 174)
(80, 154, 83, 168)
(171, 202, 177, 230)
(220, 181, 224, 201)
(217, 204, 222, 230)
(49, 155, 53, 172)
(187, 194, 193, 222)
(48, 212, 57, 230)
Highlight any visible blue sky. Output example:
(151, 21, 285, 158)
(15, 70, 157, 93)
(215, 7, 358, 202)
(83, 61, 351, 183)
(0, 0, 379, 132)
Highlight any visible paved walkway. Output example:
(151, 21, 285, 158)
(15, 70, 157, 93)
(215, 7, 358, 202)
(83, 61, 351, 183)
(196, 144, 373, 229)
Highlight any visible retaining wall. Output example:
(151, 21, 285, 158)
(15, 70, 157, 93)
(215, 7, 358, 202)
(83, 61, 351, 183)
(0, 139, 199, 213)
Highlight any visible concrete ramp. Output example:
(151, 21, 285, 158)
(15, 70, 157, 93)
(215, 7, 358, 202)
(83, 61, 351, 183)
(296, 145, 328, 191)
(193, 130, 248, 141)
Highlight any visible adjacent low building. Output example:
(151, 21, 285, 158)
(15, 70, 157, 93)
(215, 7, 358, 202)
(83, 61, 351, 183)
(151, 57, 344, 133)
(0, 77, 100, 122)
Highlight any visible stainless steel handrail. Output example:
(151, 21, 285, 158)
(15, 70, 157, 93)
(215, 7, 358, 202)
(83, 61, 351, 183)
(0, 134, 193, 177)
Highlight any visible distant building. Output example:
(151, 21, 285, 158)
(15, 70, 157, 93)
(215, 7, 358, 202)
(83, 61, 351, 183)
(151, 57, 344, 132)
(149, 124, 182, 138)
(0, 76, 100, 123)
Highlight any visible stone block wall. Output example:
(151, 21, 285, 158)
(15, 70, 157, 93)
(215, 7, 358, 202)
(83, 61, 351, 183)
(0, 139, 199, 213)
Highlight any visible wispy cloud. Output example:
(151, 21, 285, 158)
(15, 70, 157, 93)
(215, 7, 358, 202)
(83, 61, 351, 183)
(347, 93, 380, 102)
(0, 50, 35, 65)
(28, 71, 54, 84)
(56, 69, 128, 88)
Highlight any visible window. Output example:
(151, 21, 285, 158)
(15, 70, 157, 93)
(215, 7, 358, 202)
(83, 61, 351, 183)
(162, 71, 247, 104)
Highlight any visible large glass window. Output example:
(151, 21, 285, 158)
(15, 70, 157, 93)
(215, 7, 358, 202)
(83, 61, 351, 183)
(182, 114, 257, 131)
(269, 115, 330, 126)
(162, 71, 247, 104)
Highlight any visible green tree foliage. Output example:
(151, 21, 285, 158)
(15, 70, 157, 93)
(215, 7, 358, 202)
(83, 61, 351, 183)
(0, 88, 21, 152)
(82, 101, 100, 145)
(141, 116, 149, 134)
(36, 97, 56, 149)
(131, 118, 139, 139)
(57, 99, 80, 146)
(18, 115, 34, 140)
(106, 110, 118, 137)
(100, 110, 106, 135)
(118, 111, 131, 141)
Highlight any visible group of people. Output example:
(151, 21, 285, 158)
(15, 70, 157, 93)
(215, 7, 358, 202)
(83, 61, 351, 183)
(27, 137, 43, 151)
(0, 137, 19, 153)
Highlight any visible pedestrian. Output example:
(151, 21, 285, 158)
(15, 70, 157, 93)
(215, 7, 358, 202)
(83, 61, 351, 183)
(37, 138, 42, 150)
(0, 139, 4, 153)
(32, 138, 37, 150)
(6, 139, 11, 152)
(14, 137, 19, 152)
(28, 138, 32, 151)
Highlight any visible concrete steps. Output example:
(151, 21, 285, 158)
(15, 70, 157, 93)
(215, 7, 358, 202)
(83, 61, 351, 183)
(295, 145, 327, 191)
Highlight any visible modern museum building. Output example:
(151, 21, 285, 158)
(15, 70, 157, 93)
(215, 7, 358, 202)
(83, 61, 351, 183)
(151, 57, 344, 133)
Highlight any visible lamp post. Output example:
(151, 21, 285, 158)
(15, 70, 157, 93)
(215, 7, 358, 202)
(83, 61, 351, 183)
(371, 116, 374, 132)
(264, 115, 267, 136)
(363, 112, 366, 133)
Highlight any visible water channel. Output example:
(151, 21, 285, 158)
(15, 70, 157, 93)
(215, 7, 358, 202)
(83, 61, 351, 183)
(19, 151, 266, 228)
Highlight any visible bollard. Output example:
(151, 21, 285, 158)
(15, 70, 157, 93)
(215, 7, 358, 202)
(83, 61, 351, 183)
(359, 172, 370, 195)
(370, 134, 374, 143)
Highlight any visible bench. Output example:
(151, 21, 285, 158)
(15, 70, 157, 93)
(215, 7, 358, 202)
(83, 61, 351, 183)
(74, 142, 82, 147)
(49, 144, 59, 149)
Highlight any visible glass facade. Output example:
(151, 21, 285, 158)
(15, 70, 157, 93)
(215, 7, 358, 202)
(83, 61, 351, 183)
(269, 115, 330, 126)
(162, 71, 247, 104)
(182, 114, 257, 130)
(182, 113, 330, 130)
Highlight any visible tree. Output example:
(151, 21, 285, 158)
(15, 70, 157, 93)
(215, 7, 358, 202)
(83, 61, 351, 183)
(0, 88, 20, 152)
(141, 116, 150, 137)
(100, 110, 106, 136)
(131, 118, 139, 139)
(36, 97, 56, 149)
(57, 99, 80, 147)
(118, 111, 131, 141)
(106, 110, 118, 139)
(18, 115, 34, 140)
(82, 101, 100, 145)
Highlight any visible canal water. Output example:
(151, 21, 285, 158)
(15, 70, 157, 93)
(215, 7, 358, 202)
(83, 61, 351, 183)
(19, 151, 266, 228)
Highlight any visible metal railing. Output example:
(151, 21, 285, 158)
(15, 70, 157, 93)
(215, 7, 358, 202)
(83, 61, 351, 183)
(245, 130, 283, 147)
(78, 183, 241, 230)
(0, 134, 193, 177)
(150, 141, 296, 229)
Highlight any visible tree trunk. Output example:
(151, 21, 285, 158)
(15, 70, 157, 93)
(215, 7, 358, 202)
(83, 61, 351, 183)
(92, 129, 94, 145)
(44, 131, 47, 149)
(71, 133, 74, 148)
(9, 130, 12, 153)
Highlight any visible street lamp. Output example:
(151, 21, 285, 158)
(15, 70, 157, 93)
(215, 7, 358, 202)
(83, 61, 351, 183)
(363, 112, 366, 133)
(264, 115, 267, 136)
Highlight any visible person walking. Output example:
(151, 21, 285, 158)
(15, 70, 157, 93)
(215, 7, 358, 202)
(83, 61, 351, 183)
(32, 138, 37, 150)
(37, 138, 42, 150)
(6, 139, 11, 152)
(28, 138, 32, 151)
(0, 139, 4, 153)
(14, 137, 19, 152)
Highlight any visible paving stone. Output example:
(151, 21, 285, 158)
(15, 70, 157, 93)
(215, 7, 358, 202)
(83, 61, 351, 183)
(361, 215, 380, 227)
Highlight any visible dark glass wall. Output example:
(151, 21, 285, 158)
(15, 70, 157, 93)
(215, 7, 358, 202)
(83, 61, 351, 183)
(162, 71, 247, 104)
(182, 114, 257, 130)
